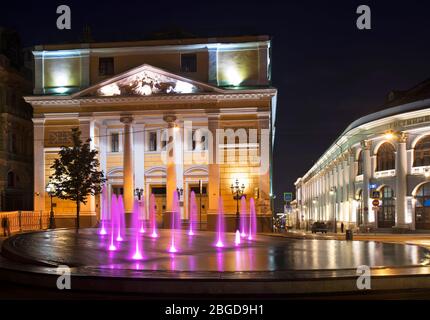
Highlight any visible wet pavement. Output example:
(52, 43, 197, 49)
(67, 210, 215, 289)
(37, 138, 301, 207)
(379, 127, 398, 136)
(2, 228, 429, 273)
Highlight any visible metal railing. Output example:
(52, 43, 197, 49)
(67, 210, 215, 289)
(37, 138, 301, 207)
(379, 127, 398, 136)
(0, 211, 49, 234)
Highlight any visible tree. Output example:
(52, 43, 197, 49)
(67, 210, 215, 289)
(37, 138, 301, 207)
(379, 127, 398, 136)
(50, 128, 106, 229)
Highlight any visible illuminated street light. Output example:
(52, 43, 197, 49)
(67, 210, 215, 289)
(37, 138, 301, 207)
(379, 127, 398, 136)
(231, 178, 246, 233)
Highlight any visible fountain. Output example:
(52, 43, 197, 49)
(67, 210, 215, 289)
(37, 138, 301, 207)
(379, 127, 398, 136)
(248, 198, 257, 240)
(215, 197, 225, 248)
(168, 191, 180, 253)
(139, 197, 146, 234)
(116, 195, 125, 241)
(240, 196, 247, 238)
(188, 191, 197, 236)
(108, 194, 118, 251)
(132, 199, 143, 260)
(235, 230, 241, 246)
(99, 185, 108, 235)
(149, 194, 158, 238)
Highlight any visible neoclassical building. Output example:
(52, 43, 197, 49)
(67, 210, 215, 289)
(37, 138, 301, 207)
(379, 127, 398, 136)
(24, 36, 277, 230)
(295, 79, 430, 232)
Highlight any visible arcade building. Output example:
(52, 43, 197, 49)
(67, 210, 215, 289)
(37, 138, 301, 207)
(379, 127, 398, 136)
(24, 36, 277, 231)
(295, 79, 430, 232)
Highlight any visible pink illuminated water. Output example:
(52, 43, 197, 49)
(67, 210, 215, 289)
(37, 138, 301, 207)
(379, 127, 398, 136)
(139, 197, 145, 234)
(240, 196, 247, 238)
(168, 192, 180, 253)
(149, 194, 158, 238)
(131, 199, 143, 260)
(215, 197, 225, 248)
(108, 194, 118, 251)
(99, 185, 108, 235)
(235, 230, 241, 245)
(248, 198, 257, 240)
(116, 195, 125, 241)
(188, 191, 197, 236)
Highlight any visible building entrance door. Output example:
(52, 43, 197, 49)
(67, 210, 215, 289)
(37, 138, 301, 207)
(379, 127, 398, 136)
(415, 183, 430, 229)
(189, 184, 208, 230)
(151, 186, 166, 228)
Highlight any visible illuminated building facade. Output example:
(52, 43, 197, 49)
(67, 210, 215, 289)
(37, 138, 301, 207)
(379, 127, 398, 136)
(0, 28, 33, 211)
(25, 36, 277, 230)
(295, 79, 430, 231)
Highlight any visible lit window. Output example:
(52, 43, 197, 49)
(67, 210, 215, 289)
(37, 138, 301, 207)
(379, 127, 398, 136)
(376, 143, 395, 171)
(181, 54, 197, 73)
(414, 136, 430, 167)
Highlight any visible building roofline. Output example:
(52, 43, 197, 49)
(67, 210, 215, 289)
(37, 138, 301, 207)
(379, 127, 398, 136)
(33, 35, 271, 52)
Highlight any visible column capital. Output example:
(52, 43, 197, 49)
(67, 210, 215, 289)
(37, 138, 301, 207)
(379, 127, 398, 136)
(163, 115, 177, 126)
(361, 140, 372, 150)
(120, 116, 134, 125)
(398, 132, 408, 143)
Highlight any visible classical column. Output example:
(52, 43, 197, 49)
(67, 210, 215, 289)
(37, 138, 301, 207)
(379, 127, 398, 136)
(207, 115, 220, 229)
(164, 115, 177, 228)
(120, 116, 134, 225)
(33, 119, 45, 212)
(134, 122, 145, 218)
(99, 124, 108, 221)
(361, 140, 372, 226)
(348, 149, 356, 223)
(395, 132, 408, 229)
(79, 118, 96, 226)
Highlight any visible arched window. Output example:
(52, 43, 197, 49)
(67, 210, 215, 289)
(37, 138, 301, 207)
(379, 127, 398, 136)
(7, 171, 15, 187)
(414, 136, 430, 167)
(357, 151, 363, 176)
(415, 182, 430, 229)
(357, 189, 363, 225)
(378, 186, 395, 228)
(376, 143, 395, 171)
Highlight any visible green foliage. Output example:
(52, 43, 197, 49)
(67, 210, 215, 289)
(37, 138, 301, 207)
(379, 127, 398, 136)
(49, 128, 106, 227)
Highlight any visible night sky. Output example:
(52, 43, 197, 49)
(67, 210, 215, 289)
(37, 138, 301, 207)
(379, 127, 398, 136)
(1, 0, 430, 212)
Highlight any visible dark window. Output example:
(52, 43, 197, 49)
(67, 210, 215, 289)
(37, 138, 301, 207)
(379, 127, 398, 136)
(149, 132, 157, 151)
(377, 143, 395, 171)
(99, 57, 114, 76)
(7, 171, 14, 187)
(152, 187, 166, 195)
(181, 54, 197, 72)
(112, 186, 123, 196)
(111, 133, 119, 152)
(357, 151, 363, 175)
(414, 136, 430, 167)
(357, 189, 363, 225)
(378, 186, 395, 228)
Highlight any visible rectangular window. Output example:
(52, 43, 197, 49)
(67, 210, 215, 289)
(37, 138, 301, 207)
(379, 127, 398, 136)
(148, 132, 157, 151)
(180, 54, 197, 72)
(111, 133, 119, 152)
(99, 57, 114, 76)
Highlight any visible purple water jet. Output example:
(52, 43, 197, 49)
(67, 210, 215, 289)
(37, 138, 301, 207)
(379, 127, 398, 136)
(168, 191, 180, 253)
(149, 194, 158, 238)
(108, 194, 118, 251)
(248, 198, 257, 240)
(99, 185, 108, 235)
(235, 230, 241, 246)
(215, 197, 225, 248)
(139, 197, 146, 234)
(131, 199, 143, 260)
(240, 196, 247, 238)
(188, 191, 197, 236)
(116, 195, 125, 241)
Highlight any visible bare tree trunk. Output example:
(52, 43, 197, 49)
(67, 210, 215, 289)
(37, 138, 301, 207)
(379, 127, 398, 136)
(76, 199, 80, 229)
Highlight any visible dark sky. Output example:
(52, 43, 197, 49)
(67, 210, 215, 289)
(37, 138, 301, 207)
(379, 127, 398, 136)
(2, 0, 430, 212)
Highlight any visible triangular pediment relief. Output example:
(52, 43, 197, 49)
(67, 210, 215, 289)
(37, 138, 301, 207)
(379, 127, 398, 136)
(73, 64, 223, 98)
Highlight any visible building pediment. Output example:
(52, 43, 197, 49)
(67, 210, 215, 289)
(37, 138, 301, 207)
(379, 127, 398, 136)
(73, 64, 223, 98)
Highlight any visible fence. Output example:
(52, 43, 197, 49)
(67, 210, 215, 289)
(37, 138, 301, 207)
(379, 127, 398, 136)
(0, 211, 50, 234)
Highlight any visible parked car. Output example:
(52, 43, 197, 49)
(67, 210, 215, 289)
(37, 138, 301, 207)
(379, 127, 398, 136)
(311, 221, 328, 234)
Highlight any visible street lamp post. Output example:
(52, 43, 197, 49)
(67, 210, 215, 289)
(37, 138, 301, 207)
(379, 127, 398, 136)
(230, 178, 245, 233)
(176, 187, 183, 199)
(134, 188, 144, 200)
(46, 183, 56, 229)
